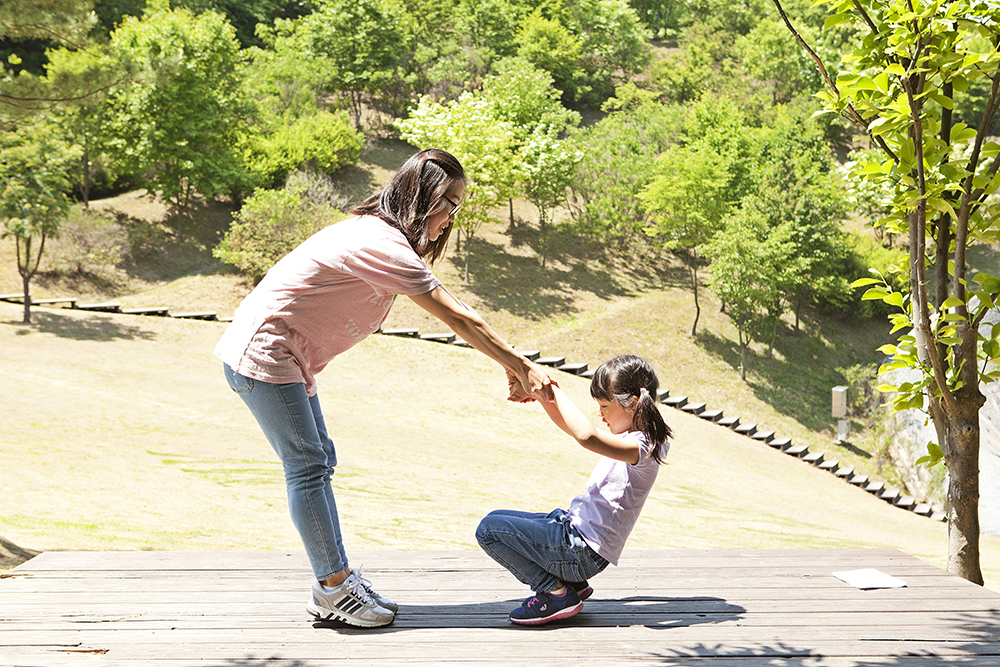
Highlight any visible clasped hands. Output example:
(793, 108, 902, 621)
(506, 365, 556, 404)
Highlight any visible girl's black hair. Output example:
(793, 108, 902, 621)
(349, 148, 465, 264)
(590, 354, 672, 464)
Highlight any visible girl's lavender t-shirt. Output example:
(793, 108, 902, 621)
(567, 432, 669, 566)
(214, 216, 441, 395)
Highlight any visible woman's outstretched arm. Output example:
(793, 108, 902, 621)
(409, 285, 554, 400)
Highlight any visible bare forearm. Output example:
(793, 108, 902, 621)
(541, 386, 641, 464)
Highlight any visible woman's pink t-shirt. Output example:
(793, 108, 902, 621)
(214, 216, 441, 395)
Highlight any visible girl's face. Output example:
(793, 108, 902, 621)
(597, 397, 635, 435)
(427, 181, 465, 242)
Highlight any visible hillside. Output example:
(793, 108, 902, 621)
(0, 140, 902, 494)
(3, 299, 1000, 593)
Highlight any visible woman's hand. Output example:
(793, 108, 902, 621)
(515, 361, 554, 402)
(506, 369, 533, 403)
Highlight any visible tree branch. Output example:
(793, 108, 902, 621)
(771, 0, 899, 162)
(850, 0, 880, 34)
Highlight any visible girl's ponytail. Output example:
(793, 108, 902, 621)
(590, 355, 672, 464)
(634, 386, 670, 464)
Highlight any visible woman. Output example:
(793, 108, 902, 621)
(215, 149, 552, 628)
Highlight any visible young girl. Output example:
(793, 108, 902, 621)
(478, 354, 671, 625)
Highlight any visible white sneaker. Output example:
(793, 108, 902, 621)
(355, 566, 398, 613)
(307, 571, 394, 628)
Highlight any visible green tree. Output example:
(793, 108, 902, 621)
(568, 85, 685, 247)
(0, 122, 78, 323)
(0, 0, 122, 128)
(519, 127, 582, 267)
(297, 0, 407, 126)
(751, 113, 848, 332)
(776, 0, 1000, 583)
(108, 3, 251, 215)
(483, 56, 580, 226)
(640, 96, 754, 336)
(641, 144, 733, 336)
(704, 206, 791, 381)
(460, 0, 524, 58)
(397, 93, 519, 283)
(563, 0, 651, 104)
(44, 45, 121, 207)
(241, 111, 362, 189)
(515, 11, 583, 101)
(735, 17, 823, 104)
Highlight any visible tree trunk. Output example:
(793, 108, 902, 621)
(464, 232, 472, 284)
(539, 208, 548, 269)
(21, 270, 31, 325)
(931, 387, 985, 585)
(81, 148, 91, 209)
(690, 266, 702, 336)
(767, 311, 779, 359)
(16, 235, 37, 325)
(690, 252, 701, 337)
(738, 320, 748, 381)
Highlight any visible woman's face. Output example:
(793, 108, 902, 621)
(426, 181, 465, 242)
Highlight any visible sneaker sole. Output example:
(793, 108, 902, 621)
(307, 601, 394, 628)
(509, 600, 583, 626)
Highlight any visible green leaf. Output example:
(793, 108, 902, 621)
(885, 63, 907, 77)
(974, 273, 1000, 293)
(851, 277, 881, 288)
(862, 287, 887, 300)
(883, 291, 905, 308)
(941, 297, 966, 309)
(824, 12, 853, 29)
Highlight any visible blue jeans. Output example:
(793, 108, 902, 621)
(224, 364, 347, 581)
(476, 508, 609, 593)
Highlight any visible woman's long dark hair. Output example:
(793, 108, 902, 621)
(349, 148, 465, 264)
(590, 354, 672, 464)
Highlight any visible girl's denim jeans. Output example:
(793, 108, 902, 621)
(476, 508, 609, 593)
(224, 364, 347, 581)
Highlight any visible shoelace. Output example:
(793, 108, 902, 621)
(345, 566, 378, 606)
(354, 565, 374, 593)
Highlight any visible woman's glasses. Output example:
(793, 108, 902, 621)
(443, 195, 462, 219)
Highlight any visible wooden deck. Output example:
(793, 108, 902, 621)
(3, 548, 1000, 666)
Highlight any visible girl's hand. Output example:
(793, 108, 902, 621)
(506, 369, 535, 403)
(521, 361, 555, 402)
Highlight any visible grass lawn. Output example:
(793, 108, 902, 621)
(3, 300, 1000, 592)
(3, 139, 999, 589)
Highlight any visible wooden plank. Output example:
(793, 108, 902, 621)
(4, 549, 1000, 666)
(9, 547, 930, 571)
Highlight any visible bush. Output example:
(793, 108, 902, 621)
(242, 111, 363, 190)
(214, 179, 346, 284)
(823, 231, 908, 318)
(45, 207, 128, 279)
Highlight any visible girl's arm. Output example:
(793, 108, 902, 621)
(540, 384, 641, 464)
(409, 285, 554, 400)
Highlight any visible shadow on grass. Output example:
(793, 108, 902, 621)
(696, 310, 890, 433)
(361, 137, 418, 172)
(106, 197, 237, 286)
(456, 224, 687, 320)
(5, 310, 157, 342)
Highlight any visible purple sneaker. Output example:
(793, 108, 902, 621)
(509, 588, 583, 625)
